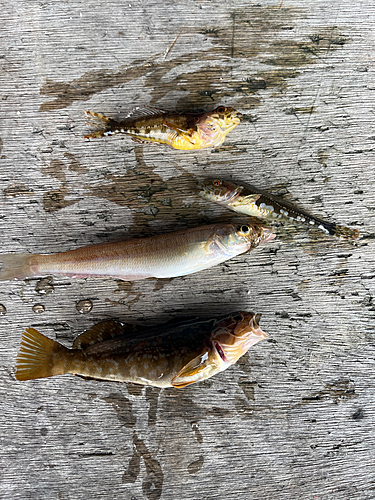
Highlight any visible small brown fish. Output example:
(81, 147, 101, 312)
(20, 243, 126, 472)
(84, 105, 242, 150)
(198, 179, 360, 240)
(15, 312, 269, 388)
(0, 222, 274, 281)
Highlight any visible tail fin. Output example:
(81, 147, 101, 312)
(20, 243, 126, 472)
(333, 225, 360, 240)
(15, 328, 68, 381)
(0, 253, 31, 281)
(84, 110, 112, 139)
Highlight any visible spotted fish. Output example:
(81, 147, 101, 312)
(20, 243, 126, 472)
(198, 179, 359, 240)
(15, 312, 269, 388)
(84, 105, 241, 150)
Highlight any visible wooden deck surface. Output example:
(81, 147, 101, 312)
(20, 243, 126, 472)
(1, 1, 375, 499)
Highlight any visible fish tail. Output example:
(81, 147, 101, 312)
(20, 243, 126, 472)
(312, 219, 360, 240)
(333, 225, 360, 240)
(84, 110, 114, 139)
(0, 253, 32, 281)
(15, 328, 69, 381)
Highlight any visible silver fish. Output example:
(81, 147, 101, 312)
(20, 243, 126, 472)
(0, 223, 274, 281)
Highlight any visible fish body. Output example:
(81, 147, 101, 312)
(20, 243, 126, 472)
(198, 179, 359, 240)
(15, 312, 269, 388)
(0, 222, 274, 281)
(84, 105, 241, 150)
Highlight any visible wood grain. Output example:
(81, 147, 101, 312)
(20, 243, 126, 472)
(1, 1, 374, 499)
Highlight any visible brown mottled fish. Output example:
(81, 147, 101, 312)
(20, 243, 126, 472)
(15, 312, 269, 388)
(84, 105, 241, 150)
(198, 179, 359, 240)
(0, 222, 274, 282)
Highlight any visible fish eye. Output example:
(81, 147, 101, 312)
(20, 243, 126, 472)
(231, 312, 243, 322)
(212, 179, 222, 187)
(216, 106, 225, 113)
(239, 225, 250, 234)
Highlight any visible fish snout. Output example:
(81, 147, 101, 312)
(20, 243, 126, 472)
(262, 226, 276, 243)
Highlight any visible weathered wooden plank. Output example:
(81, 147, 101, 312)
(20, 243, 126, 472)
(1, 1, 375, 499)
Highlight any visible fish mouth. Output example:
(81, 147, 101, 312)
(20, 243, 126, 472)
(262, 227, 276, 243)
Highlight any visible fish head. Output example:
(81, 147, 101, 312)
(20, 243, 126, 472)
(211, 311, 269, 365)
(209, 106, 242, 131)
(198, 178, 243, 204)
(231, 222, 275, 250)
(206, 222, 275, 258)
(171, 311, 268, 388)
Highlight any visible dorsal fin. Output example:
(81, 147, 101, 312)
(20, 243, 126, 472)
(125, 106, 170, 120)
(72, 320, 136, 350)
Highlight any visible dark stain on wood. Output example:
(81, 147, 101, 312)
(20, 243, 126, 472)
(301, 380, 356, 404)
(102, 393, 137, 428)
(87, 146, 205, 232)
(123, 433, 164, 500)
(3, 183, 34, 198)
(110, 283, 143, 308)
(64, 152, 88, 174)
(187, 455, 204, 474)
(190, 421, 203, 444)
(122, 445, 141, 484)
(43, 186, 78, 212)
(39, 4, 348, 112)
(152, 278, 174, 292)
(145, 386, 161, 426)
(352, 408, 364, 420)
(127, 383, 144, 397)
(238, 377, 256, 400)
(42, 159, 67, 182)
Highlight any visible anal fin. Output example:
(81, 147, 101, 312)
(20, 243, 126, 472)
(130, 137, 155, 144)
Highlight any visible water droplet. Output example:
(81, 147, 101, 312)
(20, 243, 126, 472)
(32, 304, 45, 314)
(35, 277, 54, 295)
(0, 304, 6, 315)
(76, 299, 93, 314)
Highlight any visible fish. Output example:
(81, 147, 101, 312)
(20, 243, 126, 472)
(15, 312, 269, 387)
(84, 105, 242, 150)
(198, 179, 360, 240)
(0, 222, 274, 281)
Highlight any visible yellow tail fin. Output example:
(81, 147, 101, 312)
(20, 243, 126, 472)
(15, 328, 68, 381)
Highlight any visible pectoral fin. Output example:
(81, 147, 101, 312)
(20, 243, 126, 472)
(240, 194, 262, 204)
(171, 351, 217, 388)
(163, 121, 196, 145)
